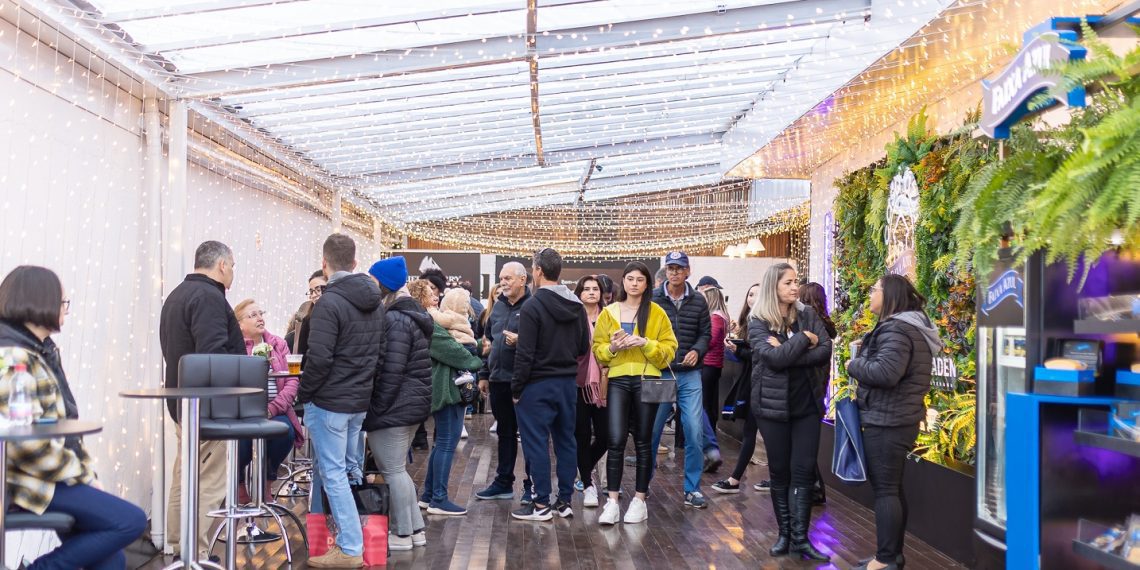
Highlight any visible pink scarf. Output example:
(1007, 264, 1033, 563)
(576, 311, 606, 406)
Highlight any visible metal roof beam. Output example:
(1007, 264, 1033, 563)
(97, 0, 308, 22)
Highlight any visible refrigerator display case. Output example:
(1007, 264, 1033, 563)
(977, 326, 1026, 532)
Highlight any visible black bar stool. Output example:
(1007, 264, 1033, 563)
(178, 354, 293, 569)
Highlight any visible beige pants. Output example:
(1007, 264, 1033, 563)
(166, 425, 228, 559)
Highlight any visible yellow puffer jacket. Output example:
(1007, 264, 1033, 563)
(592, 302, 677, 379)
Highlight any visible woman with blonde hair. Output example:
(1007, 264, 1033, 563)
(749, 263, 832, 561)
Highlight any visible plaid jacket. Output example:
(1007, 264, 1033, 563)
(0, 347, 94, 514)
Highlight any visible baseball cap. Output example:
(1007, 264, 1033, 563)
(697, 276, 722, 289)
(664, 251, 689, 268)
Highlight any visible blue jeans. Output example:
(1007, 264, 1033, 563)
(28, 482, 147, 570)
(423, 404, 466, 505)
(238, 415, 295, 483)
(305, 403, 366, 556)
(651, 368, 705, 493)
(516, 377, 578, 506)
(702, 410, 720, 453)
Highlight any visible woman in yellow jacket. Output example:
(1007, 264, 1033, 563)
(593, 261, 677, 525)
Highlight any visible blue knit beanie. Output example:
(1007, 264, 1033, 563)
(369, 257, 408, 292)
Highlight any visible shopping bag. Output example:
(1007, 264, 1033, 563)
(361, 514, 389, 566)
(832, 396, 867, 484)
(306, 513, 334, 558)
(351, 482, 391, 515)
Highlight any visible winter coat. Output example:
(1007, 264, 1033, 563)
(243, 332, 304, 449)
(365, 296, 434, 431)
(511, 285, 591, 398)
(430, 323, 484, 413)
(479, 291, 531, 383)
(847, 311, 942, 428)
(748, 303, 833, 422)
(704, 313, 728, 368)
(159, 273, 245, 421)
(593, 302, 677, 379)
(429, 308, 477, 346)
(298, 273, 385, 414)
(652, 283, 712, 371)
(0, 320, 83, 453)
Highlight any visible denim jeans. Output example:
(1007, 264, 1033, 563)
(28, 482, 147, 570)
(423, 403, 466, 504)
(651, 368, 705, 493)
(305, 403, 366, 556)
(516, 377, 578, 506)
(238, 415, 295, 483)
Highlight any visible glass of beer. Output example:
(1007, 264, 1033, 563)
(286, 354, 303, 375)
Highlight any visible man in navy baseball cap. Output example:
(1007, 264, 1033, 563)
(696, 276, 722, 291)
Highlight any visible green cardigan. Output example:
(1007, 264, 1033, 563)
(430, 323, 484, 413)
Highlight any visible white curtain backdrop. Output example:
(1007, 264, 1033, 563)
(0, 16, 375, 563)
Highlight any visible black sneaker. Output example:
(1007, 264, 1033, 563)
(711, 479, 741, 494)
(511, 503, 553, 521)
(553, 499, 573, 518)
(753, 480, 772, 492)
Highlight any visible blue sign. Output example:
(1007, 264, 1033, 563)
(981, 18, 1088, 139)
(981, 269, 1025, 315)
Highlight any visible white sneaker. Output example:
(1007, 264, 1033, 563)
(461, 426, 469, 439)
(412, 530, 427, 547)
(490, 421, 498, 433)
(623, 497, 648, 524)
(598, 499, 621, 525)
(583, 486, 599, 508)
(389, 534, 413, 551)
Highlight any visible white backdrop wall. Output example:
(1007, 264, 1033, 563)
(684, 256, 796, 319)
(0, 26, 374, 563)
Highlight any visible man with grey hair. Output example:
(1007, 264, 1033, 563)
(474, 261, 535, 503)
(160, 240, 245, 561)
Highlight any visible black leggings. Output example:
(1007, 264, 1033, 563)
(576, 389, 608, 488)
(864, 424, 921, 562)
(606, 377, 657, 494)
(730, 400, 758, 481)
(701, 366, 722, 432)
(756, 413, 821, 488)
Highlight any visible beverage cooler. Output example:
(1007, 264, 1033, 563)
(973, 254, 1027, 568)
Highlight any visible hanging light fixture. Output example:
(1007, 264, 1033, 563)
(723, 244, 739, 257)
(746, 238, 766, 253)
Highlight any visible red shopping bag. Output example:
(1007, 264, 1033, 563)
(307, 513, 334, 558)
(360, 514, 389, 566)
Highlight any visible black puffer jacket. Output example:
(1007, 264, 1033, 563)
(364, 296, 434, 431)
(652, 283, 711, 372)
(748, 304, 833, 422)
(848, 312, 940, 428)
(159, 273, 245, 421)
(298, 273, 385, 414)
(479, 291, 530, 383)
(0, 320, 83, 453)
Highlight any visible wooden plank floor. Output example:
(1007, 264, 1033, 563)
(134, 412, 964, 569)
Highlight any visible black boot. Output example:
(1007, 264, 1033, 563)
(769, 485, 791, 556)
(812, 465, 826, 505)
(790, 487, 831, 561)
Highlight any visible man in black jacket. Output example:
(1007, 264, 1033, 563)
(649, 251, 714, 509)
(474, 262, 534, 503)
(300, 234, 385, 569)
(159, 240, 245, 560)
(510, 249, 590, 521)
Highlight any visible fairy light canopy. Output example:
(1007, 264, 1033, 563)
(30, 0, 954, 247)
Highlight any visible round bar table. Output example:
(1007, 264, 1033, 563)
(0, 419, 102, 569)
(120, 387, 260, 570)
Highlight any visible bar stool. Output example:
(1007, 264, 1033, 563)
(223, 437, 308, 550)
(179, 354, 292, 569)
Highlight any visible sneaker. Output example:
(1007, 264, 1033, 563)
(475, 482, 514, 500)
(624, 455, 636, 465)
(623, 497, 648, 524)
(461, 426, 469, 440)
(426, 500, 467, 516)
(389, 534, 413, 552)
(511, 503, 553, 521)
(754, 480, 772, 492)
(489, 421, 498, 433)
(703, 449, 723, 473)
(711, 479, 741, 494)
(520, 481, 534, 505)
(412, 529, 427, 547)
(308, 544, 364, 568)
(598, 499, 621, 525)
(574, 480, 584, 492)
(684, 491, 709, 509)
(418, 499, 430, 509)
(657, 444, 669, 455)
(583, 485, 599, 507)
(663, 423, 675, 435)
(553, 499, 573, 518)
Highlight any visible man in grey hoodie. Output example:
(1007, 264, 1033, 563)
(510, 248, 591, 522)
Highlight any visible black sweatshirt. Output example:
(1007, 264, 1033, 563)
(511, 285, 591, 398)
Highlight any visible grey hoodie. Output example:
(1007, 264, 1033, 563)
(886, 310, 944, 355)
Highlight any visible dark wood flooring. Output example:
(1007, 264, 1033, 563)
(133, 413, 964, 569)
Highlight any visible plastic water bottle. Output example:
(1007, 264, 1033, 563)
(9, 363, 36, 426)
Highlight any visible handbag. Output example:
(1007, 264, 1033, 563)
(832, 396, 868, 484)
(309, 482, 390, 563)
(454, 370, 477, 405)
(640, 363, 677, 404)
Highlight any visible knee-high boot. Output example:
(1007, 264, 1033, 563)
(790, 487, 830, 561)
(769, 485, 791, 556)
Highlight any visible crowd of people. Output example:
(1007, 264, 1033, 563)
(0, 232, 942, 570)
